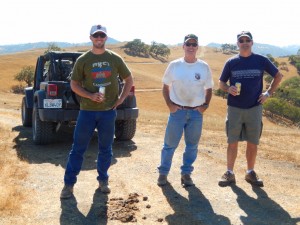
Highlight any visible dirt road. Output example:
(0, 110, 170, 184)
(0, 92, 300, 225)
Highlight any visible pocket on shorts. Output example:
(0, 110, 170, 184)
(225, 119, 229, 137)
(260, 121, 263, 138)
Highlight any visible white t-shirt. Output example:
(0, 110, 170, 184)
(162, 57, 214, 107)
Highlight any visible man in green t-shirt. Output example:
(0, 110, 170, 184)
(60, 24, 133, 199)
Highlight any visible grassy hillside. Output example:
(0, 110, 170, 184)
(0, 44, 297, 93)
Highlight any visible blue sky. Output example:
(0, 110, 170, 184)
(1, 0, 299, 47)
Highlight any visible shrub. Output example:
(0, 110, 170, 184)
(11, 84, 25, 94)
(14, 66, 34, 87)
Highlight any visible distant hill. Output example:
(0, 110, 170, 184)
(206, 42, 300, 57)
(0, 37, 119, 55)
(0, 39, 299, 57)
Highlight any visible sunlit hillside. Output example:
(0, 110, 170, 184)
(0, 44, 297, 93)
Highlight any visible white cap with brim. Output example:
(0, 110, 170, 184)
(90, 25, 107, 35)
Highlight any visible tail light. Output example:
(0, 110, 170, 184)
(48, 84, 58, 97)
(129, 85, 135, 96)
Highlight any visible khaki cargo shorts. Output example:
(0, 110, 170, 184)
(226, 105, 263, 145)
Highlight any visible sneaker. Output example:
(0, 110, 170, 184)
(60, 185, 74, 199)
(181, 174, 194, 187)
(245, 171, 264, 187)
(99, 180, 111, 193)
(157, 174, 168, 186)
(218, 171, 236, 187)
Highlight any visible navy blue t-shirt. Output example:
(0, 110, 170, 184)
(219, 53, 278, 109)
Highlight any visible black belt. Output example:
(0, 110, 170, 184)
(173, 103, 199, 110)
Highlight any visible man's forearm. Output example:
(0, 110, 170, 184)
(204, 88, 212, 105)
(267, 72, 283, 95)
(162, 84, 172, 106)
(119, 75, 133, 101)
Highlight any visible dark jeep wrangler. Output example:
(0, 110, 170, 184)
(21, 51, 138, 144)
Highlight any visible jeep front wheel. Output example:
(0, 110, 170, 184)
(32, 103, 55, 144)
(115, 119, 136, 141)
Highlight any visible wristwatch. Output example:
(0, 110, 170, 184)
(264, 91, 270, 97)
(201, 103, 209, 108)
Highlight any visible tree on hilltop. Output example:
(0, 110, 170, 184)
(150, 42, 170, 58)
(44, 43, 62, 54)
(123, 39, 150, 57)
(123, 39, 170, 60)
(221, 43, 237, 54)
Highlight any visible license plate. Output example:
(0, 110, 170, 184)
(43, 99, 62, 108)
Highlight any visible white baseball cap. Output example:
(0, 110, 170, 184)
(90, 24, 107, 35)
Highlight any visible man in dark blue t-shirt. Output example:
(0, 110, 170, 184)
(218, 31, 283, 187)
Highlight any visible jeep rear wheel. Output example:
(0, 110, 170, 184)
(32, 103, 55, 144)
(115, 119, 136, 141)
(21, 97, 32, 127)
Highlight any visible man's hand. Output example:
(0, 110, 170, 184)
(197, 104, 209, 113)
(89, 92, 105, 103)
(227, 85, 239, 96)
(258, 91, 270, 104)
(168, 102, 180, 113)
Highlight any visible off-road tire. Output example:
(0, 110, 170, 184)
(32, 103, 55, 144)
(21, 96, 32, 127)
(115, 119, 136, 141)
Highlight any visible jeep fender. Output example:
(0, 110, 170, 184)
(24, 87, 34, 109)
(33, 90, 46, 108)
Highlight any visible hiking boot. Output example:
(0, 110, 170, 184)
(245, 171, 264, 187)
(99, 180, 111, 194)
(181, 174, 195, 187)
(218, 171, 236, 187)
(60, 185, 74, 199)
(157, 174, 168, 186)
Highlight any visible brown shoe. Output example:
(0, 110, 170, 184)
(157, 174, 168, 186)
(245, 171, 264, 187)
(99, 180, 111, 194)
(60, 185, 74, 199)
(181, 174, 195, 187)
(218, 171, 236, 187)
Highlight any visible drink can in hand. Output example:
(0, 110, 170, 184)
(99, 86, 105, 95)
(235, 82, 241, 95)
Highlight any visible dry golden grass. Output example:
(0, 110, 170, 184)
(0, 126, 28, 216)
(0, 45, 299, 218)
(0, 44, 296, 92)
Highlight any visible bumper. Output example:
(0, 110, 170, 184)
(38, 109, 79, 122)
(116, 107, 139, 120)
(38, 107, 139, 122)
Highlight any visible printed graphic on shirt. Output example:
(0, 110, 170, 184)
(91, 61, 112, 84)
(232, 69, 261, 79)
(194, 73, 201, 81)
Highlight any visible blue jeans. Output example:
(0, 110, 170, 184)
(64, 109, 116, 186)
(158, 109, 203, 175)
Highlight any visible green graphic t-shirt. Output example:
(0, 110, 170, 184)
(71, 50, 131, 110)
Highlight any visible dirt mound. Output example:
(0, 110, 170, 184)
(108, 193, 142, 222)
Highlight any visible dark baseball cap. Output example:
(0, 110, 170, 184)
(237, 31, 252, 40)
(184, 34, 198, 43)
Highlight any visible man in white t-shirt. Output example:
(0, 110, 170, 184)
(157, 34, 214, 187)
